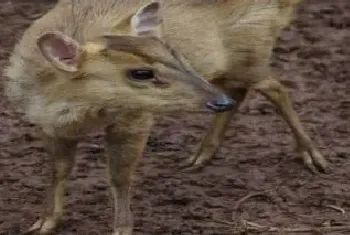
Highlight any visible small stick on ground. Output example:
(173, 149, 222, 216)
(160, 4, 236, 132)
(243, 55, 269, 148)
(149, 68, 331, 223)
(243, 220, 350, 233)
(211, 219, 350, 233)
(234, 191, 271, 211)
(244, 220, 350, 233)
(325, 205, 346, 215)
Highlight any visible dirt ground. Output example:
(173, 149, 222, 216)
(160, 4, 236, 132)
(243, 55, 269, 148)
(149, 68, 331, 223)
(0, 0, 349, 234)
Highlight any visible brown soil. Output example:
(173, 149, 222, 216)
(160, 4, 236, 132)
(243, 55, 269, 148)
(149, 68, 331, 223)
(0, 0, 349, 235)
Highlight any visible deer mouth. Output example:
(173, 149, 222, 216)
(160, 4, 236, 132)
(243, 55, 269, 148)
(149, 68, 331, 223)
(206, 94, 236, 112)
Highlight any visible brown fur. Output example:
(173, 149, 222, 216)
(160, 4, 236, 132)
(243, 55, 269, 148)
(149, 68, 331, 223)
(4, 1, 328, 234)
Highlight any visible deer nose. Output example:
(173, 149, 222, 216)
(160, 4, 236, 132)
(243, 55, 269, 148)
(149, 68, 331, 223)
(206, 94, 236, 112)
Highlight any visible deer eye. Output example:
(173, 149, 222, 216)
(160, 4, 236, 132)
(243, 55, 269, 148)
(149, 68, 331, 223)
(129, 69, 154, 81)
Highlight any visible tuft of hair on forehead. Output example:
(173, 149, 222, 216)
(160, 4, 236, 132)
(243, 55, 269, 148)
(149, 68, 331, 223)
(102, 34, 172, 63)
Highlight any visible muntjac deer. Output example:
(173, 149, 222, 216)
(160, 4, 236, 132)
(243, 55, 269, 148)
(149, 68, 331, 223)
(4, 0, 327, 234)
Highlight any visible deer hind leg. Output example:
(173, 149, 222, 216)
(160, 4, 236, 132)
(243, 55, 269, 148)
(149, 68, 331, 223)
(22, 135, 78, 235)
(182, 88, 247, 171)
(253, 77, 328, 173)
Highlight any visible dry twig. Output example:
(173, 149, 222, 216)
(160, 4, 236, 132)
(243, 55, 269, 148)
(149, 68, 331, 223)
(325, 205, 346, 215)
(243, 220, 350, 233)
(234, 191, 272, 211)
(212, 218, 350, 234)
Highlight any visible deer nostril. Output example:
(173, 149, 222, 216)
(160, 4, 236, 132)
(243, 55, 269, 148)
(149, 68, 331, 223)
(206, 94, 235, 112)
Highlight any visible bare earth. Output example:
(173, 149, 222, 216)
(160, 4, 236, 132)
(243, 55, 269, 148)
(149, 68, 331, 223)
(0, 0, 349, 234)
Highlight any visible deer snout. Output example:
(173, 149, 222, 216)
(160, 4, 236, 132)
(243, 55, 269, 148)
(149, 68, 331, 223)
(173, 56, 236, 112)
(206, 93, 236, 112)
(185, 76, 236, 112)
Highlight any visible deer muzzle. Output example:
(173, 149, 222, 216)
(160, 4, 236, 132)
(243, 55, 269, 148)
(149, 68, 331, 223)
(206, 93, 236, 112)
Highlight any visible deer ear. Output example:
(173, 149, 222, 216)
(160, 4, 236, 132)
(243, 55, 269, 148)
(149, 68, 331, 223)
(131, 1, 163, 37)
(37, 32, 84, 73)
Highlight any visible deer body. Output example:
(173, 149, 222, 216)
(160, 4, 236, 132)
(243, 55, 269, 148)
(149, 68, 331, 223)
(4, 1, 327, 235)
(6, 0, 297, 135)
